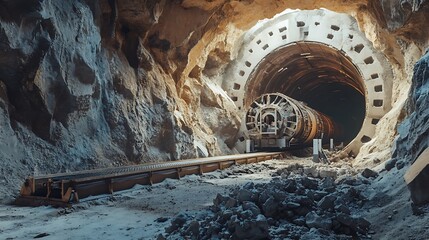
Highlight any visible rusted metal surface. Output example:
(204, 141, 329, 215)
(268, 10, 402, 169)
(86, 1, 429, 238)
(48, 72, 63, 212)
(15, 152, 284, 207)
(245, 92, 342, 148)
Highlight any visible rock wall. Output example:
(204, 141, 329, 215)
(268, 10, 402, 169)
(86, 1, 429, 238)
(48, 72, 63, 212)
(0, 0, 240, 202)
(0, 0, 428, 202)
(353, 0, 428, 166)
(393, 51, 429, 166)
(378, 0, 429, 168)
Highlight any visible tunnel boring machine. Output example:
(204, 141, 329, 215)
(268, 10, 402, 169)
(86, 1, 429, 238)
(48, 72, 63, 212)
(245, 92, 342, 150)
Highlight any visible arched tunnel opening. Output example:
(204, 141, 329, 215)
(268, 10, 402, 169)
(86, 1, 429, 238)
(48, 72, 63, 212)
(244, 41, 366, 145)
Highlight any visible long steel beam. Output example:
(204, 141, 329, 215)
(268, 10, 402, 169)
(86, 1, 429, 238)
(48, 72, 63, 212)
(14, 152, 284, 207)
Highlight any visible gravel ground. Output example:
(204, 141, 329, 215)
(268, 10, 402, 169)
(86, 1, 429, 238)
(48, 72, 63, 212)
(0, 156, 428, 239)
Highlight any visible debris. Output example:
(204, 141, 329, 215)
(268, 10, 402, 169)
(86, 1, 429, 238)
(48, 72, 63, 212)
(361, 168, 378, 178)
(155, 217, 169, 223)
(305, 211, 332, 230)
(34, 233, 50, 239)
(385, 159, 397, 171)
(165, 167, 371, 239)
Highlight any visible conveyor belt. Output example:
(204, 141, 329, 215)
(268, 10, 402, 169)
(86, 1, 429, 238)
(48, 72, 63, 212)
(15, 152, 284, 207)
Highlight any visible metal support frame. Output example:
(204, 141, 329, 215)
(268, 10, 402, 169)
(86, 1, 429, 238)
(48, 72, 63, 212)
(15, 152, 284, 207)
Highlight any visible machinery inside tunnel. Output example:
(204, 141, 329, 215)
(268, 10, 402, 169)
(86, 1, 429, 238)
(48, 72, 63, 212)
(224, 9, 393, 154)
(245, 92, 343, 150)
(245, 42, 366, 144)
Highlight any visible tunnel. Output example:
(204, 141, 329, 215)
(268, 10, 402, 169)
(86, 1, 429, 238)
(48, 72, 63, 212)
(224, 9, 393, 154)
(245, 42, 366, 143)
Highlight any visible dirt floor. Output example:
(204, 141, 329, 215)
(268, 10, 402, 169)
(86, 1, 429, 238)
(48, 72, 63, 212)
(0, 157, 428, 239)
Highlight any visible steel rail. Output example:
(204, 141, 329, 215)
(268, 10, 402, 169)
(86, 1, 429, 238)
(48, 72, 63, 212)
(15, 152, 284, 207)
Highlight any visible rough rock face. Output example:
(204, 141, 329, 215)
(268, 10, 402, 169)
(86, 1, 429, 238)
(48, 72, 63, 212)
(393, 51, 429, 166)
(373, 0, 429, 41)
(0, 0, 240, 202)
(0, 0, 428, 203)
(349, 0, 428, 165)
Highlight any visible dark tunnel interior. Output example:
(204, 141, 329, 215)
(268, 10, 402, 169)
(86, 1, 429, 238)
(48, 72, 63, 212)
(245, 42, 366, 143)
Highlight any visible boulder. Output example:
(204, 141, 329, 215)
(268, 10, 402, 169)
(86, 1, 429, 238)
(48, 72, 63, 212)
(213, 193, 225, 207)
(385, 159, 397, 171)
(258, 189, 272, 204)
(237, 189, 253, 203)
(232, 214, 270, 240)
(284, 180, 298, 193)
(184, 220, 200, 236)
(165, 214, 189, 233)
(336, 213, 370, 234)
(225, 197, 237, 209)
(361, 168, 378, 178)
(219, 209, 234, 223)
(305, 211, 332, 230)
(296, 195, 314, 208)
(300, 177, 319, 190)
(308, 190, 329, 201)
(318, 195, 337, 211)
(262, 197, 278, 217)
(242, 201, 261, 216)
(396, 160, 406, 170)
(334, 204, 351, 214)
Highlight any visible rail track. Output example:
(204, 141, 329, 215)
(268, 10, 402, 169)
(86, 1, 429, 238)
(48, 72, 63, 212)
(15, 152, 284, 207)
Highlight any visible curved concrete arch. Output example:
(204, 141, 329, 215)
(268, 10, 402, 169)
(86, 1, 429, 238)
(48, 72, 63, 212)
(224, 9, 393, 154)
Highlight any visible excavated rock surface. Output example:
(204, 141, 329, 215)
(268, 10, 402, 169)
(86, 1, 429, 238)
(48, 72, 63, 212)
(0, 0, 428, 204)
(393, 51, 429, 167)
(0, 0, 241, 202)
(163, 162, 372, 239)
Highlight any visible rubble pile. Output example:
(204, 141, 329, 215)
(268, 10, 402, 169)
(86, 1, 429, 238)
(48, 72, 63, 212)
(164, 163, 373, 240)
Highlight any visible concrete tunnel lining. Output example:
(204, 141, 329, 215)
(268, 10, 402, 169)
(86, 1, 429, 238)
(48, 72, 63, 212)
(245, 41, 366, 144)
(223, 9, 393, 154)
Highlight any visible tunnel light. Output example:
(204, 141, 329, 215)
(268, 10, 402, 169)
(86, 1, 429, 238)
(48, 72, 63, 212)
(277, 67, 287, 72)
(300, 53, 311, 56)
